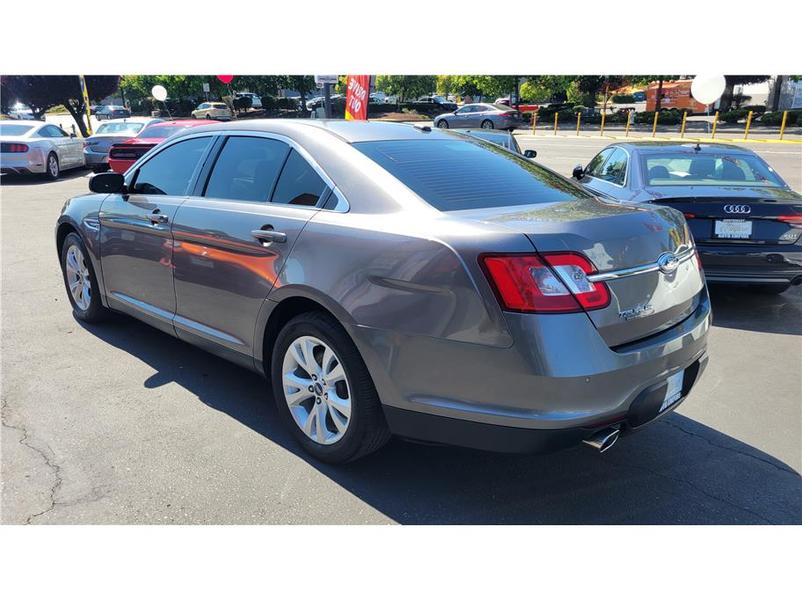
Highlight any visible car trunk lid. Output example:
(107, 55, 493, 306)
(646, 186, 802, 246)
(457, 196, 705, 347)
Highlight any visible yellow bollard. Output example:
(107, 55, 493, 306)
(600, 111, 606, 137)
(625, 110, 633, 137)
(779, 111, 788, 140)
(743, 110, 754, 140)
(680, 111, 687, 138)
(554, 112, 559, 135)
(531, 112, 537, 135)
(711, 111, 719, 139)
(651, 111, 659, 138)
(576, 112, 581, 136)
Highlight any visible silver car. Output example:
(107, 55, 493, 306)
(83, 117, 163, 172)
(434, 103, 521, 130)
(56, 120, 710, 463)
(1, 121, 85, 179)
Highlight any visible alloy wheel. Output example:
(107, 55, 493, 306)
(65, 244, 91, 310)
(48, 154, 59, 178)
(282, 335, 351, 445)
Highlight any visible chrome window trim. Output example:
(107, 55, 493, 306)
(589, 146, 630, 189)
(587, 245, 695, 282)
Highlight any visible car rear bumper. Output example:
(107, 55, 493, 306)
(699, 243, 802, 285)
(350, 287, 711, 452)
(1, 150, 46, 174)
(83, 148, 108, 166)
(108, 158, 135, 174)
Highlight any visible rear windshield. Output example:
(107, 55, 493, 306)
(354, 138, 590, 211)
(138, 124, 190, 139)
(0, 124, 34, 136)
(96, 122, 144, 135)
(642, 153, 784, 187)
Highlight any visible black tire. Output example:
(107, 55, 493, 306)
(60, 232, 108, 322)
(481, 119, 494, 129)
(91, 164, 108, 174)
(205, 114, 213, 120)
(750, 283, 790, 295)
(436, 119, 449, 128)
(271, 311, 390, 463)
(44, 152, 60, 180)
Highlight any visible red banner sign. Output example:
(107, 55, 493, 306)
(345, 75, 370, 121)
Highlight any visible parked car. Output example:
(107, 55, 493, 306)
(632, 91, 646, 102)
(572, 142, 802, 293)
(8, 103, 35, 120)
(1, 121, 85, 179)
(235, 92, 262, 109)
(83, 117, 163, 172)
(415, 96, 458, 111)
(306, 95, 343, 111)
(456, 129, 536, 158)
(191, 102, 233, 120)
(434, 103, 521, 130)
(57, 120, 709, 463)
(95, 105, 131, 121)
(108, 119, 216, 173)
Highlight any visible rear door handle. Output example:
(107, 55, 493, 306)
(251, 229, 287, 244)
(148, 213, 168, 224)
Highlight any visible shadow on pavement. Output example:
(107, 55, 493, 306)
(708, 283, 802, 335)
(79, 313, 802, 525)
(0, 168, 90, 186)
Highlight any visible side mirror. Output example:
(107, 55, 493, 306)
(572, 164, 585, 180)
(70, 133, 76, 138)
(89, 172, 126, 194)
(524, 149, 537, 159)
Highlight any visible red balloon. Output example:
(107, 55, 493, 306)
(217, 75, 234, 84)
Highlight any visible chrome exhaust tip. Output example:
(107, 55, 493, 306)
(582, 427, 620, 453)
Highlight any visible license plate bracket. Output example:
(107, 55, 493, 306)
(714, 219, 752, 239)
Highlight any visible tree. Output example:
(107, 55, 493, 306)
(280, 76, 315, 112)
(375, 75, 436, 102)
(433, 75, 517, 101)
(1, 75, 119, 136)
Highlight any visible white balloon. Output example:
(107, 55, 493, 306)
(151, 85, 168, 102)
(691, 75, 726, 105)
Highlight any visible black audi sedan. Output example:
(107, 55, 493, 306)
(571, 142, 802, 294)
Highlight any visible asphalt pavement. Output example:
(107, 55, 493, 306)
(2, 140, 801, 524)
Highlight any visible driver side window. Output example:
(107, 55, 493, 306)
(586, 148, 614, 178)
(131, 137, 211, 196)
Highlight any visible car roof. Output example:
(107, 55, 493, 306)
(606, 141, 753, 155)
(97, 117, 155, 124)
(173, 119, 467, 143)
(149, 119, 212, 128)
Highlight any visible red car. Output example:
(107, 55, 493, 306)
(108, 119, 217, 173)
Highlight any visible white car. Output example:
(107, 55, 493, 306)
(234, 92, 262, 109)
(82, 117, 163, 172)
(9, 103, 35, 120)
(191, 102, 233, 120)
(1, 121, 85, 179)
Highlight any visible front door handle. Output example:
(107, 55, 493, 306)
(251, 229, 287, 244)
(148, 213, 168, 224)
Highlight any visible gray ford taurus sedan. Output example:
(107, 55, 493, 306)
(56, 120, 710, 463)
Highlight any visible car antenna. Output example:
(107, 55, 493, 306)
(413, 123, 431, 132)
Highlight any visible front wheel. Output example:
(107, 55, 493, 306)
(480, 119, 494, 129)
(436, 119, 449, 128)
(205, 114, 213, 120)
(271, 311, 390, 463)
(60, 232, 108, 322)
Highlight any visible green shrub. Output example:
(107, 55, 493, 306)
(611, 94, 635, 104)
(760, 110, 801, 126)
(742, 105, 766, 114)
(719, 109, 747, 124)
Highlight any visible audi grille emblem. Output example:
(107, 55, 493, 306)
(657, 252, 680, 275)
(724, 204, 751, 215)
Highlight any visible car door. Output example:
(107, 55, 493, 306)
(99, 135, 214, 335)
(451, 105, 473, 127)
(170, 134, 328, 362)
(39, 125, 73, 167)
(582, 147, 633, 200)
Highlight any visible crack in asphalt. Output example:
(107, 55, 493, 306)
(1, 398, 64, 524)
(662, 419, 799, 476)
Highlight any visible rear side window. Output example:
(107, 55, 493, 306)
(205, 136, 289, 202)
(598, 148, 627, 185)
(131, 137, 211, 195)
(354, 138, 591, 211)
(271, 149, 328, 207)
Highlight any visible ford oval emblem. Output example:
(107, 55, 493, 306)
(657, 252, 680, 274)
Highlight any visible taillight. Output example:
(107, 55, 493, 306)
(777, 215, 802, 228)
(481, 253, 610, 313)
(683, 212, 695, 219)
(1, 143, 29, 153)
